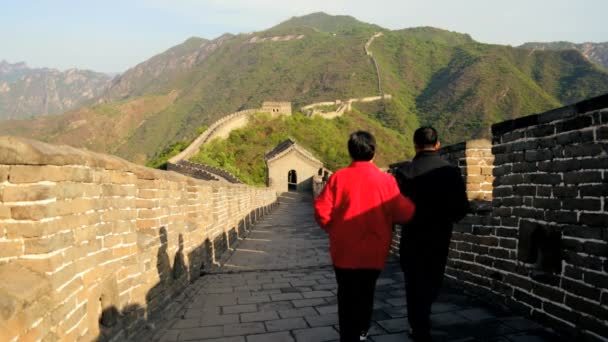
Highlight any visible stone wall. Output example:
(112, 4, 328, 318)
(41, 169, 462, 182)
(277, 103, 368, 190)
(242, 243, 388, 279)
(168, 109, 258, 164)
(0, 136, 277, 341)
(445, 94, 608, 341)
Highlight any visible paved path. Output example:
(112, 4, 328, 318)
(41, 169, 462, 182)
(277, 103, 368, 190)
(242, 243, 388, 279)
(149, 193, 561, 342)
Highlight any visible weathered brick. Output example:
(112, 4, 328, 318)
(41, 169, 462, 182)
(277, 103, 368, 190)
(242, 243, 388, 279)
(563, 198, 602, 211)
(502, 197, 523, 207)
(580, 213, 608, 227)
(11, 204, 56, 220)
(584, 271, 608, 289)
(513, 185, 535, 196)
(556, 115, 593, 132)
(512, 208, 543, 220)
(563, 171, 603, 184)
(0, 166, 8, 182)
(495, 174, 525, 186)
(580, 184, 608, 197)
(0, 204, 10, 219)
(562, 278, 602, 301)
(564, 144, 604, 158)
(493, 207, 512, 217)
(538, 159, 581, 173)
(493, 165, 512, 177)
(552, 186, 578, 198)
(564, 251, 604, 272)
(513, 289, 541, 308)
(534, 198, 561, 210)
(524, 149, 553, 162)
(488, 248, 509, 259)
(597, 126, 608, 141)
(564, 265, 583, 280)
(542, 302, 579, 326)
(565, 295, 608, 321)
(0, 240, 24, 258)
(556, 131, 587, 145)
(8, 165, 65, 183)
(530, 124, 555, 137)
(545, 211, 577, 224)
(525, 174, 562, 185)
(580, 156, 608, 170)
(532, 283, 565, 303)
(561, 238, 584, 253)
(24, 232, 75, 254)
(583, 241, 608, 256)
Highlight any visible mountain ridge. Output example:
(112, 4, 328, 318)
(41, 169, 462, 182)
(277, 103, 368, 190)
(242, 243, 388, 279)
(0, 60, 113, 119)
(1, 12, 607, 171)
(519, 41, 608, 70)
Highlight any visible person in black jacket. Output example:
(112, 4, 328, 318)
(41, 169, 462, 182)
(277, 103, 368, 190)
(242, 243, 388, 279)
(395, 127, 469, 342)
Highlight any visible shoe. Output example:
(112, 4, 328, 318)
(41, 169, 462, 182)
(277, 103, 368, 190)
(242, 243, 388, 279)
(408, 328, 432, 342)
(359, 331, 368, 341)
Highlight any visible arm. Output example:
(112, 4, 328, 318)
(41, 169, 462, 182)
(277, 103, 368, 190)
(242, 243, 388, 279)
(449, 167, 470, 223)
(388, 176, 416, 224)
(313, 175, 335, 231)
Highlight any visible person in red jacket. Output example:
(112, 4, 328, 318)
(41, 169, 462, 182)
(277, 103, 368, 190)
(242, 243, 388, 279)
(314, 130, 416, 342)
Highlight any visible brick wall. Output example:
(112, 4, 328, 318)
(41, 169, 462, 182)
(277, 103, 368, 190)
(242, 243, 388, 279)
(0, 136, 277, 341)
(446, 94, 608, 342)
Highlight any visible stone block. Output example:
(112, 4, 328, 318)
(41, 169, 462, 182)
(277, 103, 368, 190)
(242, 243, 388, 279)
(0, 239, 23, 258)
(16, 252, 65, 274)
(565, 295, 608, 320)
(0, 166, 8, 182)
(11, 204, 56, 221)
(556, 115, 593, 133)
(1, 184, 54, 202)
(8, 165, 65, 183)
(222, 322, 266, 336)
(24, 231, 74, 254)
(0, 263, 49, 321)
(562, 278, 601, 301)
(292, 326, 339, 342)
(580, 213, 608, 227)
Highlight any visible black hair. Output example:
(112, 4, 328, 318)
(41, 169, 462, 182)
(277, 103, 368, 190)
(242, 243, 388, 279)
(413, 126, 438, 148)
(348, 131, 376, 161)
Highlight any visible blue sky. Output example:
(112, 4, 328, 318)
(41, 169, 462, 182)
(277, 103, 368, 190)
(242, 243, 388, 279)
(1, 0, 606, 73)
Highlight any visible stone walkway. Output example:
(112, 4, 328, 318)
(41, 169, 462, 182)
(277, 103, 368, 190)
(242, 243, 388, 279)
(149, 193, 561, 342)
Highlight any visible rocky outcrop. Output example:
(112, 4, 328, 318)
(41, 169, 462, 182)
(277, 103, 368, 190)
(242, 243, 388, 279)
(0, 60, 112, 119)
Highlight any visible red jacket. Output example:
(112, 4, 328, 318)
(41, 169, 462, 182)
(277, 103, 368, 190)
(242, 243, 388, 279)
(314, 161, 415, 269)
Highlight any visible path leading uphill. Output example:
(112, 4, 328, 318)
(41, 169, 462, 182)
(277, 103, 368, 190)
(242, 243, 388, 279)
(147, 192, 560, 342)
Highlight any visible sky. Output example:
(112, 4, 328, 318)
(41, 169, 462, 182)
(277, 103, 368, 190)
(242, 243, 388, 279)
(1, 0, 606, 73)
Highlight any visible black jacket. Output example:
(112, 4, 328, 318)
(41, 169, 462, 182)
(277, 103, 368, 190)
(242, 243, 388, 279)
(395, 151, 469, 247)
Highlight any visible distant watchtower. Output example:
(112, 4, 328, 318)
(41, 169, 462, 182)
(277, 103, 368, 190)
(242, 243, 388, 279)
(262, 101, 292, 116)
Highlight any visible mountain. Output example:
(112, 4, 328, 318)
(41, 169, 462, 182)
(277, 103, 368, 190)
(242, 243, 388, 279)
(519, 41, 608, 70)
(100, 37, 212, 101)
(0, 60, 112, 119)
(1, 12, 607, 171)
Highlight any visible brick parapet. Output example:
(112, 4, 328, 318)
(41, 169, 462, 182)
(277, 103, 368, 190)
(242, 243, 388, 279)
(445, 94, 608, 341)
(0, 136, 277, 341)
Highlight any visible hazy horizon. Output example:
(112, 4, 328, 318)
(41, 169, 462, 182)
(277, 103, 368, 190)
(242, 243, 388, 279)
(1, 0, 606, 73)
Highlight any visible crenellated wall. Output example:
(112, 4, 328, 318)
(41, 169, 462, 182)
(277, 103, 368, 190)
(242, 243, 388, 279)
(444, 94, 608, 342)
(0, 136, 277, 341)
(389, 94, 608, 341)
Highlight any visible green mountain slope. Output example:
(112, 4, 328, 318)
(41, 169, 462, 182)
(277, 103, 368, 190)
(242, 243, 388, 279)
(1, 12, 608, 174)
(191, 110, 413, 185)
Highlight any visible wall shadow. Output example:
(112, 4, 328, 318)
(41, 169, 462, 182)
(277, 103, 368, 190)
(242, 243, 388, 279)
(93, 203, 275, 341)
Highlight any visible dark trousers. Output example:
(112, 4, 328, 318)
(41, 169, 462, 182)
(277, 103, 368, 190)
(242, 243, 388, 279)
(400, 231, 451, 338)
(334, 267, 381, 342)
